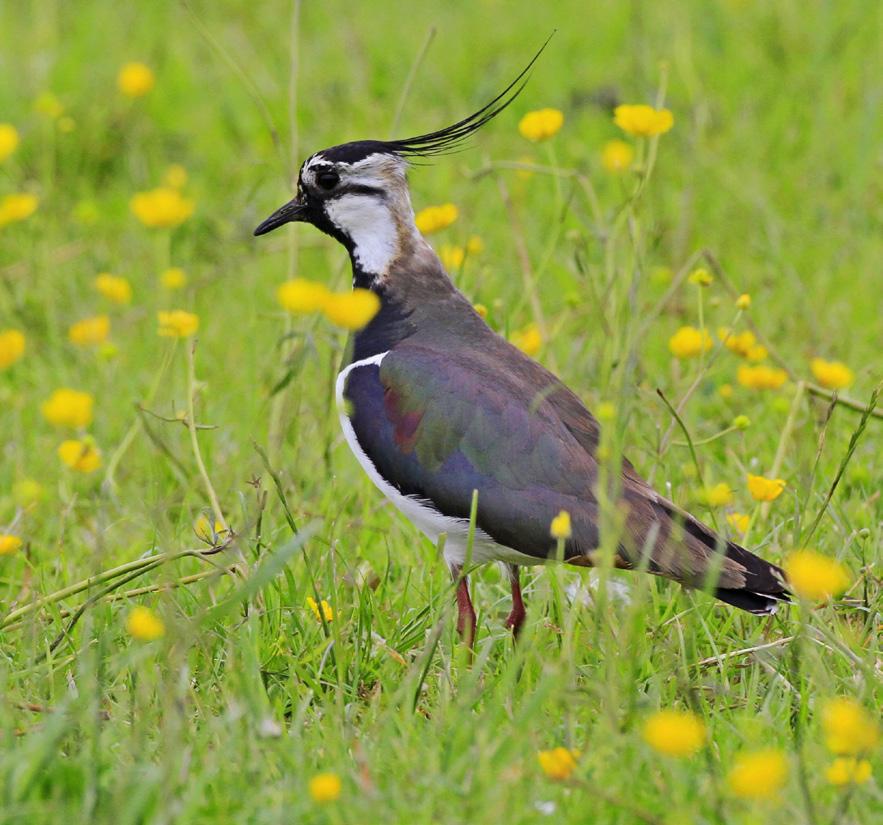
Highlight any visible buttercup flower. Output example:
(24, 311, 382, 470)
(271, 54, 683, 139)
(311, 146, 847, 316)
(550, 510, 572, 540)
(512, 323, 542, 356)
(308, 772, 341, 803)
(718, 327, 759, 359)
(126, 606, 165, 640)
(131, 187, 195, 228)
(0, 329, 26, 369)
(68, 315, 110, 347)
(614, 104, 674, 137)
(0, 124, 20, 162)
(669, 326, 712, 359)
(688, 267, 713, 286)
(473, 303, 488, 319)
(642, 709, 706, 757)
(737, 364, 787, 390)
(307, 596, 334, 623)
(783, 550, 850, 602)
(518, 108, 564, 142)
(826, 758, 872, 786)
(727, 749, 788, 799)
(702, 482, 733, 507)
(0, 534, 23, 556)
(466, 235, 484, 255)
(822, 698, 878, 755)
(0, 193, 39, 228)
(41, 388, 94, 429)
(158, 310, 199, 338)
(537, 747, 580, 780)
(322, 289, 381, 331)
(601, 139, 634, 173)
(94, 273, 132, 305)
(733, 414, 751, 429)
(160, 267, 188, 289)
(58, 439, 102, 473)
(746, 474, 786, 502)
(415, 203, 458, 234)
(440, 244, 465, 271)
(726, 512, 750, 534)
(117, 62, 155, 97)
(163, 164, 188, 188)
(736, 293, 751, 310)
(810, 358, 853, 390)
(277, 278, 330, 314)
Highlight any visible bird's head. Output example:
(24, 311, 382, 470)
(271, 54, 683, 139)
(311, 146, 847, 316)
(254, 38, 551, 282)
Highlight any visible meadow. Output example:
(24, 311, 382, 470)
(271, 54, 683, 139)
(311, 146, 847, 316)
(1, 1, 881, 822)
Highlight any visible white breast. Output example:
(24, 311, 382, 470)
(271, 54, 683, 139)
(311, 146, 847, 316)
(334, 353, 543, 569)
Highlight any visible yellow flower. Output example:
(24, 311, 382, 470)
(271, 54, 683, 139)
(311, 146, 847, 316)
(58, 439, 102, 473)
(822, 698, 879, 755)
(783, 550, 850, 602)
(736, 293, 751, 310)
(826, 758, 872, 786)
(810, 358, 853, 390)
(125, 606, 165, 640)
(537, 747, 580, 780)
(194, 514, 229, 545)
(0, 534, 23, 556)
(518, 108, 564, 142)
(688, 267, 713, 286)
(308, 772, 341, 803)
(600, 139, 634, 173)
(163, 164, 188, 189)
(550, 510, 572, 540)
(277, 279, 330, 313)
(415, 203, 458, 234)
(41, 388, 95, 429)
(642, 710, 706, 757)
(94, 273, 132, 305)
(34, 92, 64, 119)
(596, 402, 616, 422)
(727, 749, 788, 799)
(702, 482, 734, 507)
(0, 124, 20, 162)
(13, 479, 43, 508)
(466, 235, 484, 255)
(0, 193, 39, 228)
(733, 414, 751, 429)
(473, 303, 488, 320)
(746, 344, 767, 362)
(0, 329, 26, 369)
(746, 474, 786, 502)
(718, 327, 758, 358)
(439, 244, 465, 271)
(160, 267, 187, 290)
(117, 62, 155, 97)
(157, 310, 199, 338)
(726, 513, 750, 534)
(322, 289, 381, 331)
(613, 104, 674, 137)
(668, 326, 712, 359)
(511, 323, 542, 357)
(131, 187, 195, 229)
(737, 364, 787, 390)
(306, 596, 334, 623)
(718, 383, 734, 400)
(68, 315, 110, 347)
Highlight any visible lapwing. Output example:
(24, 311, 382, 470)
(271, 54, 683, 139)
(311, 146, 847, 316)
(254, 50, 789, 645)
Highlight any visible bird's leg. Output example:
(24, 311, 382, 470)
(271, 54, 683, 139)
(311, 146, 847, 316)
(450, 564, 476, 648)
(504, 563, 526, 637)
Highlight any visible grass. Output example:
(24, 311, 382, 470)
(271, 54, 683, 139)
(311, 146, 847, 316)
(1, 1, 881, 822)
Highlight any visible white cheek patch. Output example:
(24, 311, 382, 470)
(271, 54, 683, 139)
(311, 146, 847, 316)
(325, 194, 399, 276)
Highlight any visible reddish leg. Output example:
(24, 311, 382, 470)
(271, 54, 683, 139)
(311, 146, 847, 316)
(451, 565, 476, 648)
(504, 563, 526, 637)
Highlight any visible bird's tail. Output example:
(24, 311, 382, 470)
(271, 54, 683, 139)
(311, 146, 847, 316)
(649, 499, 790, 615)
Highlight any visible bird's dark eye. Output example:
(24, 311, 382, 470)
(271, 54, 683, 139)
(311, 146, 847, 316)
(316, 170, 340, 190)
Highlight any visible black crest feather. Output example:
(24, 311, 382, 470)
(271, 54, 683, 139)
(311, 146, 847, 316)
(385, 34, 554, 157)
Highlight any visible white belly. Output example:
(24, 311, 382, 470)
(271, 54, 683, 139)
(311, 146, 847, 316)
(334, 353, 544, 569)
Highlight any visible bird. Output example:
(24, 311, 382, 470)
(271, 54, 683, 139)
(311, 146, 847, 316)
(254, 46, 789, 645)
